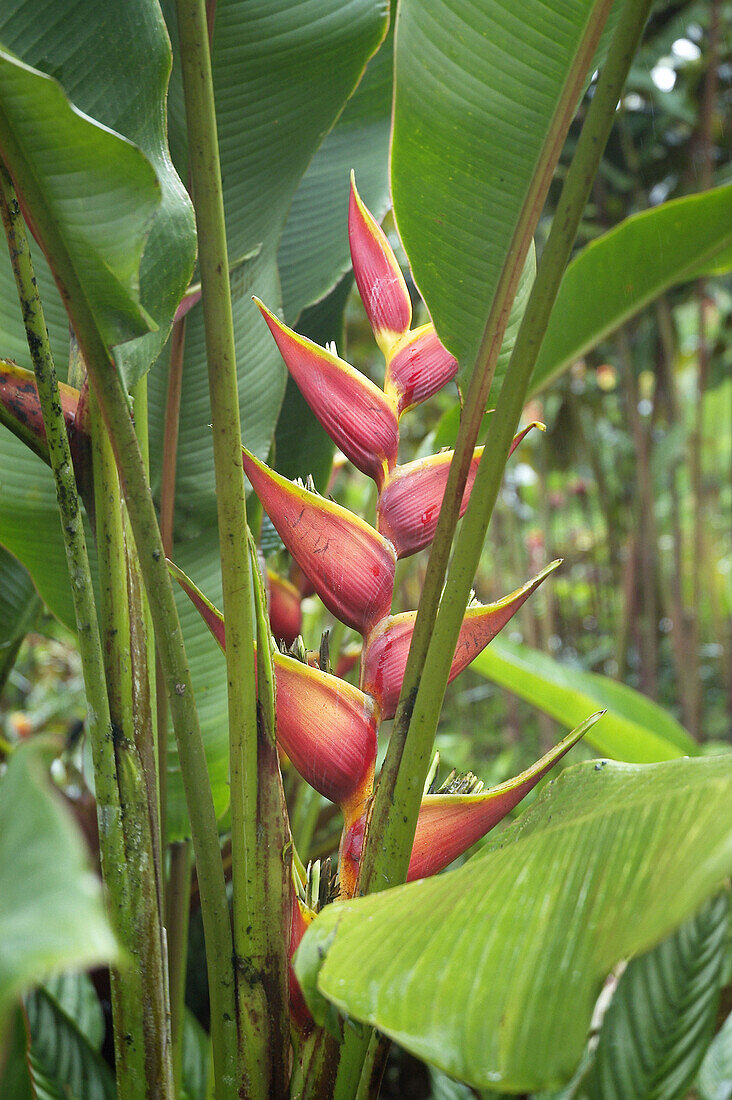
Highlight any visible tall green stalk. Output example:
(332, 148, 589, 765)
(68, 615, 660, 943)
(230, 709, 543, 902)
(0, 162, 146, 1100)
(91, 390, 173, 1098)
(174, 0, 288, 1092)
(361, 0, 655, 896)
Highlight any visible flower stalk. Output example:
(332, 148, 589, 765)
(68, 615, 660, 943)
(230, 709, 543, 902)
(175, 0, 289, 1089)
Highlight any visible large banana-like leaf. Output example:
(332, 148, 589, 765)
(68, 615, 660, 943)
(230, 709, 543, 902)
(0, 0, 196, 623)
(390, 0, 612, 383)
(472, 636, 696, 761)
(578, 893, 729, 1100)
(0, 0, 197, 387)
(0, 743, 118, 1045)
(296, 755, 732, 1092)
(530, 184, 732, 395)
(277, 12, 394, 324)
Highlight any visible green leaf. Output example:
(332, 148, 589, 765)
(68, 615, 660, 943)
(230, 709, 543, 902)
(296, 756, 732, 1093)
(0, 546, 40, 689)
(697, 1010, 732, 1100)
(431, 246, 536, 449)
(579, 893, 729, 1100)
(0, 0, 197, 389)
(25, 982, 116, 1100)
(181, 1009, 211, 1100)
(0, 0, 197, 631)
(0, 47, 159, 350)
(390, 0, 608, 380)
(0, 743, 118, 1045)
(471, 636, 696, 761)
(40, 973, 105, 1051)
(277, 15, 393, 324)
(530, 185, 732, 394)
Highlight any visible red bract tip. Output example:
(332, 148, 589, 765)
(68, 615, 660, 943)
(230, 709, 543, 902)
(384, 324, 458, 416)
(407, 716, 602, 881)
(168, 560, 226, 650)
(254, 299, 398, 487)
(349, 173, 411, 357)
(242, 448, 396, 636)
(168, 561, 378, 806)
(362, 563, 561, 719)
(267, 569, 302, 646)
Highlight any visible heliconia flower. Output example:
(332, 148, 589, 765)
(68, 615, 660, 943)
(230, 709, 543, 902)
(242, 448, 397, 636)
(377, 446, 482, 558)
(349, 173, 411, 357)
(168, 560, 378, 807)
(267, 569, 302, 646)
(384, 324, 458, 416)
(253, 298, 399, 487)
(376, 422, 544, 558)
(407, 715, 603, 881)
(361, 562, 561, 719)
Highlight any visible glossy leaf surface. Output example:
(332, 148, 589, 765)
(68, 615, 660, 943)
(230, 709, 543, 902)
(531, 185, 732, 394)
(297, 756, 732, 1091)
(25, 980, 116, 1100)
(277, 25, 392, 323)
(472, 636, 696, 761)
(391, 0, 605, 378)
(408, 716, 598, 880)
(0, 744, 118, 1041)
(0, 0, 196, 388)
(580, 893, 728, 1100)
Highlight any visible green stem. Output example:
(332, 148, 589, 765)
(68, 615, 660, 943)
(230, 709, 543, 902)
(358, 0, 617, 898)
(362, 0, 654, 894)
(129, 374, 163, 895)
(175, 0, 286, 1092)
(167, 839, 193, 1096)
(92, 388, 173, 1098)
(0, 162, 143, 1100)
(89, 323, 238, 1100)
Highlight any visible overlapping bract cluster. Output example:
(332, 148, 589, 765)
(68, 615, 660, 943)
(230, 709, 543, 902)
(237, 177, 578, 895)
(171, 179, 590, 1023)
